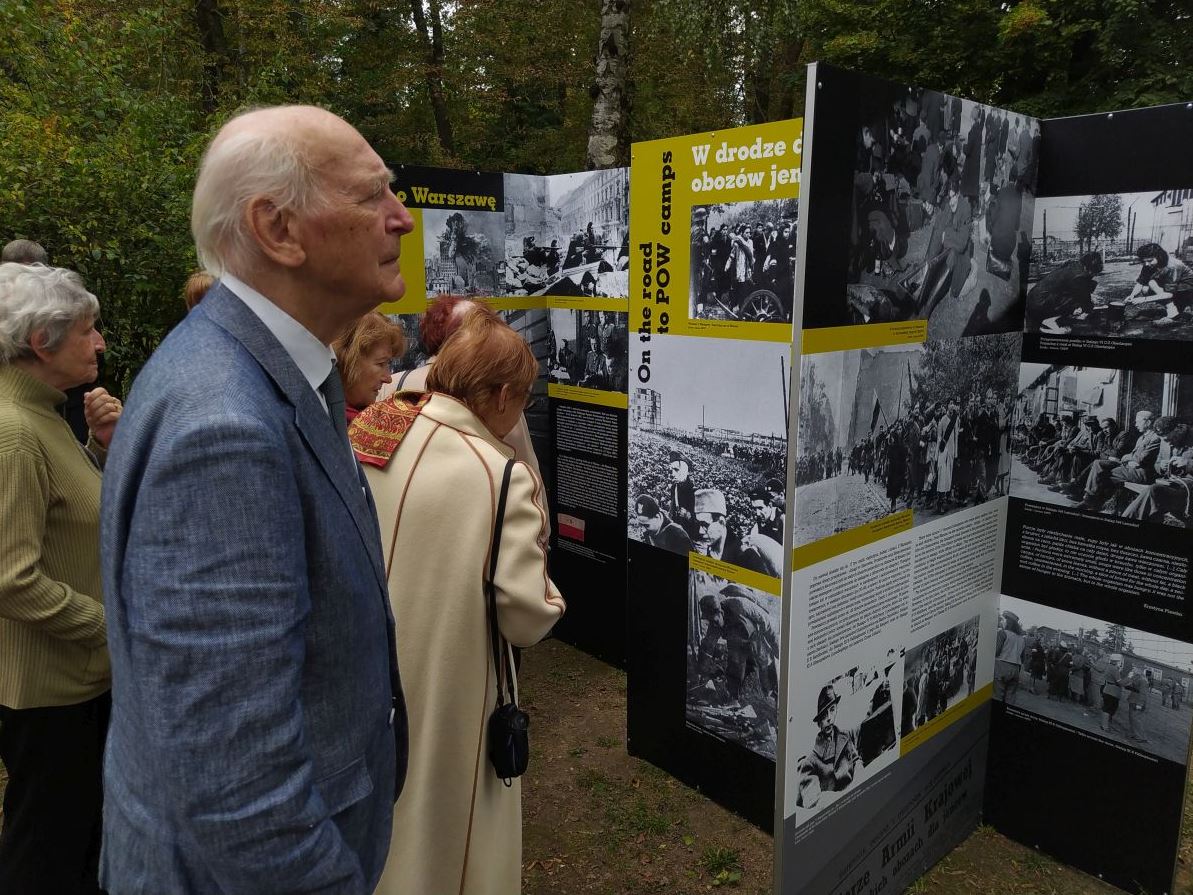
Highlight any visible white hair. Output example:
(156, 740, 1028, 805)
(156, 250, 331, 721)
(190, 106, 333, 278)
(0, 263, 99, 364)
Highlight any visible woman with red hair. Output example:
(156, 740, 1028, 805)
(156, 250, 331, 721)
(350, 310, 564, 895)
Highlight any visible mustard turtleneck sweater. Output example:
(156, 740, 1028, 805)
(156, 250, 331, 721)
(0, 364, 109, 708)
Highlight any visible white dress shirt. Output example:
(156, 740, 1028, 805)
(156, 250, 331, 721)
(221, 274, 337, 415)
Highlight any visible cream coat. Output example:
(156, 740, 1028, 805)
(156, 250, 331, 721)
(370, 394, 565, 895)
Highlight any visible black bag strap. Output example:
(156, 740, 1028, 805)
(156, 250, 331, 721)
(487, 458, 517, 707)
(396, 367, 415, 390)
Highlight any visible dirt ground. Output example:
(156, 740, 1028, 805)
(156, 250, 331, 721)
(521, 638, 1193, 895)
(2, 637, 1188, 894)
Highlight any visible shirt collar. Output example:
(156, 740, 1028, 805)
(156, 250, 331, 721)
(221, 274, 336, 399)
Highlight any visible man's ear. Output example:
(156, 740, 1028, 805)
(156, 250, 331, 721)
(245, 196, 306, 268)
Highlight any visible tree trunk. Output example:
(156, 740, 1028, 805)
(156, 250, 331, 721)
(194, 0, 230, 115)
(586, 0, 630, 170)
(410, 0, 455, 158)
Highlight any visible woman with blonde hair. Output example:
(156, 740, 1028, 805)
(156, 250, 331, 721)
(350, 311, 564, 895)
(331, 311, 406, 422)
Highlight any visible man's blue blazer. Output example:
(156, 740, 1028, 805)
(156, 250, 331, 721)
(99, 283, 407, 894)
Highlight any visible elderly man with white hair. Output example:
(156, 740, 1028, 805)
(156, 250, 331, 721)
(99, 106, 414, 894)
(0, 262, 121, 894)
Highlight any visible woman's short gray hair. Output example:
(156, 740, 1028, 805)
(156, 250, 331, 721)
(0, 263, 100, 364)
(191, 106, 331, 277)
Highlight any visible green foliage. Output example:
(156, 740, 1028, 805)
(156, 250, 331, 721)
(3, 0, 1190, 390)
(700, 845, 744, 885)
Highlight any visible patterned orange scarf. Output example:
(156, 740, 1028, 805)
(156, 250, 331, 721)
(348, 391, 432, 469)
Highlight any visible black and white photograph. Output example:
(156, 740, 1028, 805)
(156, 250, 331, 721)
(628, 335, 787, 572)
(422, 207, 506, 296)
(844, 86, 1038, 338)
(994, 597, 1193, 765)
(501, 170, 629, 297)
(383, 312, 431, 375)
(547, 309, 628, 393)
(793, 648, 902, 819)
(689, 198, 798, 324)
(900, 616, 980, 736)
(794, 333, 1019, 547)
(496, 307, 552, 481)
(1026, 190, 1193, 337)
(686, 572, 780, 759)
(1011, 364, 1193, 526)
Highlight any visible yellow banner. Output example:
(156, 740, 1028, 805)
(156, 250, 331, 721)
(629, 120, 803, 342)
(547, 383, 629, 409)
(900, 684, 992, 756)
(548, 295, 629, 313)
(801, 319, 927, 355)
(792, 509, 913, 571)
(378, 208, 428, 316)
(689, 551, 781, 596)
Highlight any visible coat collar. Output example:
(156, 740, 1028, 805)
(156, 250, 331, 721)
(198, 283, 387, 592)
(420, 393, 514, 459)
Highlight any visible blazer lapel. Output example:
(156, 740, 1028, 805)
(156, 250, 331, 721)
(200, 285, 388, 593)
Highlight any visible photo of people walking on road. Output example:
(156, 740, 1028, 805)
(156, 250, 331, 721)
(689, 198, 798, 324)
(841, 87, 1038, 338)
(1026, 190, 1193, 338)
(686, 573, 780, 759)
(994, 597, 1193, 765)
(1011, 364, 1193, 526)
(794, 333, 1019, 548)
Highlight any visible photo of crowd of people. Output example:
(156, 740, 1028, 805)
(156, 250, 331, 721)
(1026, 190, 1193, 339)
(844, 86, 1038, 339)
(900, 617, 980, 736)
(688, 198, 798, 324)
(794, 333, 1019, 547)
(547, 309, 629, 393)
(686, 572, 780, 759)
(993, 598, 1193, 765)
(422, 208, 506, 296)
(1011, 365, 1193, 527)
(793, 648, 902, 819)
(629, 336, 788, 576)
(501, 170, 629, 298)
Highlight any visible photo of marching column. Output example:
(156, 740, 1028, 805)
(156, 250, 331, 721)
(501, 170, 629, 297)
(900, 616, 980, 735)
(628, 335, 788, 574)
(994, 597, 1193, 765)
(686, 572, 781, 759)
(843, 86, 1038, 338)
(689, 198, 798, 324)
(1026, 190, 1193, 338)
(547, 309, 629, 393)
(794, 333, 1019, 548)
(422, 207, 506, 296)
(1011, 364, 1193, 526)
(792, 647, 903, 819)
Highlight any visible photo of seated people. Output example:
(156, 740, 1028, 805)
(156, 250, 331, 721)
(1026, 190, 1193, 339)
(1012, 364, 1193, 526)
(844, 87, 1038, 339)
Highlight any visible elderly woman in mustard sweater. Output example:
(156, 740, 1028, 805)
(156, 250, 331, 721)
(0, 262, 121, 893)
(350, 311, 564, 895)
